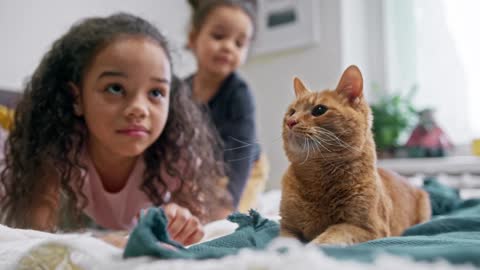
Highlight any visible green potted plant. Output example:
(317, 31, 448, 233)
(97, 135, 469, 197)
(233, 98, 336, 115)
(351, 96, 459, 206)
(370, 85, 418, 158)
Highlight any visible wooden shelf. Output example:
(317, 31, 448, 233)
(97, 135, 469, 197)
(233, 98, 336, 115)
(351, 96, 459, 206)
(377, 156, 480, 177)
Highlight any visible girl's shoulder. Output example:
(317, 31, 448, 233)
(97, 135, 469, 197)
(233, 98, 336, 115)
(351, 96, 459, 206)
(222, 72, 249, 92)
(213, 73, 255, 122)
(220, 72, 255, 104)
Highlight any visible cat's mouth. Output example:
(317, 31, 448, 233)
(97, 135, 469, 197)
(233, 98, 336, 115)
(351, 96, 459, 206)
(285, 127, 355, 155)
(286, 130, 314, 149)
(285, 128, 303, 138)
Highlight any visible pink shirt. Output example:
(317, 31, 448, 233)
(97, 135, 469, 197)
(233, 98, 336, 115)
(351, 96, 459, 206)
(79, 148, 180, 230)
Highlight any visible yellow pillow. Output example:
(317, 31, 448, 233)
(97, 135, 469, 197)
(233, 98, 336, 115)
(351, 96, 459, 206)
(237, 153, 269, 213)
(0, 105, 14, 130)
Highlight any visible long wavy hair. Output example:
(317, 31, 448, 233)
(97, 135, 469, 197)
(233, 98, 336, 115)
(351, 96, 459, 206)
(0, 13, 228, 230)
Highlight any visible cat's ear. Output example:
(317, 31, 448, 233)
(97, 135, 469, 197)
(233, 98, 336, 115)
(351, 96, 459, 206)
(335, 65, 363, 103)
(293, 77, 311, 97)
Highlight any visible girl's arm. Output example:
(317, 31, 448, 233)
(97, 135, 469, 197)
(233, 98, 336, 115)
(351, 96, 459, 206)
(29, 176, 60, 231)
(26, 165, 62, 231)
(30, 194, 59, 231)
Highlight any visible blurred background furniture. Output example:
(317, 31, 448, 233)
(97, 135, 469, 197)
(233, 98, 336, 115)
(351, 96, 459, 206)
(379, 155, 480, 199)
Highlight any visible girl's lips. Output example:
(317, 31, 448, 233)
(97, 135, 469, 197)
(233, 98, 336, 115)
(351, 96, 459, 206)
(117, 127, 150, 137)
(214, 56, 230, 64)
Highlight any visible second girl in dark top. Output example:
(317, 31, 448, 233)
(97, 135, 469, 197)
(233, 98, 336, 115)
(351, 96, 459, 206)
(186, 0, 265, 209)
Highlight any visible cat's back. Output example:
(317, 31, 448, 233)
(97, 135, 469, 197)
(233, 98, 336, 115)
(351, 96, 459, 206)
(378, 168, 424, 204)
(377, 167, 431, 235)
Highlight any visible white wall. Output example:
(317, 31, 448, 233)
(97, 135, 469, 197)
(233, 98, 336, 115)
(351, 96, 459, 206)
(241, 0, 385, 188)
(341, 0, 372, 101)
(0, 0, 194, 90)
(240, 1, 343, 189)
(0, 0, 385, 189)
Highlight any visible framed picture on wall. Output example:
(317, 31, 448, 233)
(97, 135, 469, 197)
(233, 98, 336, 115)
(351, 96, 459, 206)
(252, 0, 320, 56)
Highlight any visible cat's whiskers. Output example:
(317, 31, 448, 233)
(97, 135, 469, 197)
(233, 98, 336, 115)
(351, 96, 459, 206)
(306, 134, 321, 153)
(296, 126, 337, 154)
(313, 128, 347, 146)
(306, 139, 311, 161)
(306, 133, 331, 154)
(221, 136, 264, 162)
(314, 136, 338, 152)
(311, 127, 361, 153)
(224, 145, 258, 151)
(290, 126, 359, 161)
(308, 129, 341, 151)
(225, 150, 261, 162)
(306, 134, 329, 161)
(224, 135, 282, 152)
(294, 127, 328, 154)
(222, 139, 259, 161)
(224, 136, 261, 150)
(318, 127, 356, 149)
(300, 137, 311, 164)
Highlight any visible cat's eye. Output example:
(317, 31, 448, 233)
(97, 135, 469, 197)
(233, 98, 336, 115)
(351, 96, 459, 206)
(288, 109, 296, 116)
(311, 105, 328, 116)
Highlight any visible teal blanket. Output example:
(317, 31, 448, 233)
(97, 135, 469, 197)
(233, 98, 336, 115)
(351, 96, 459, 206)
(124, 179, 480, 267)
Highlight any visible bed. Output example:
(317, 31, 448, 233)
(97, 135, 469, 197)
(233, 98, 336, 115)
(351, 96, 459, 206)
(0, 178, 479, 270)
(0, 89, 479, 269)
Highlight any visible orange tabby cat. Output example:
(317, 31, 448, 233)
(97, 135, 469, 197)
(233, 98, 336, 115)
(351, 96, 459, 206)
(279, 65, 431, 245)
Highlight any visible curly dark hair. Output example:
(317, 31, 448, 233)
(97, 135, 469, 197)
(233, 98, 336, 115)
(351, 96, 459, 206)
(187, 0, 258, 37)
(0, 13, 229, 230)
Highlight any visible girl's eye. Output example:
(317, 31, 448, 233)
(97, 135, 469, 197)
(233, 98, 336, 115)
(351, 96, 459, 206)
(212, 33, 225, 40)
(311, 105, 328, 116)
(235, 40, 245, 48)
(149, 89, 165, 98)
(106, 84, 124, 95)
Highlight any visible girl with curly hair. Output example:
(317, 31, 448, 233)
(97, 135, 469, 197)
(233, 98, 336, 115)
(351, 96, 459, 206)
(0, 12, 231, 246)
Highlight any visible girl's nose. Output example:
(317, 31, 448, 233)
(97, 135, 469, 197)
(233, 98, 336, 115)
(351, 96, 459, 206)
(125, 96, 148, 120)
(287, 118, 298, 129)
(222, 39, 235, 52)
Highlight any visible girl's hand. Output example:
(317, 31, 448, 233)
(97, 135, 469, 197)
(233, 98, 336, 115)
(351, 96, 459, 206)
(164, 203, 204, 246)
(99, 232, 128, 248)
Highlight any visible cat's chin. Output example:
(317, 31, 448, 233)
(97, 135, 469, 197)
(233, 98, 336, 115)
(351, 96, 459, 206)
(284, 129, 303, 140)
(285, 139, 318, 157)
(285, 143, 303, 154)
(284, 135, 304, 150)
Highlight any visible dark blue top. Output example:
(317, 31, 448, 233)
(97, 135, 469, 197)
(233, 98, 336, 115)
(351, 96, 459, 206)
(186, 72, 260, 208)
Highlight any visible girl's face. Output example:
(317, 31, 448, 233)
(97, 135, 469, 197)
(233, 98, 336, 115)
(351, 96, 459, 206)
(73, 37, 171, 159)
(189, 6, 253, 78)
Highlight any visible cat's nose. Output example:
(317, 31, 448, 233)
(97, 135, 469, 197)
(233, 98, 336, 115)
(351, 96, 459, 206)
(287, 119, 298, 129)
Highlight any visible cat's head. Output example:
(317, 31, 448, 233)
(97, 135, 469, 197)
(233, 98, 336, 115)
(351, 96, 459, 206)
(282, 65, 373, 162)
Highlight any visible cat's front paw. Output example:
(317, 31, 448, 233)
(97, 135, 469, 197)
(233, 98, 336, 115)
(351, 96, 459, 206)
(309, 231, 357, 246)
(307, 238, 351, 247)
(279, 229, 301, 240)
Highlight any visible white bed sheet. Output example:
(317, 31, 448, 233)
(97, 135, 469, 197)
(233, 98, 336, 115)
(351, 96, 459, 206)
(0, 187, 477, 270)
